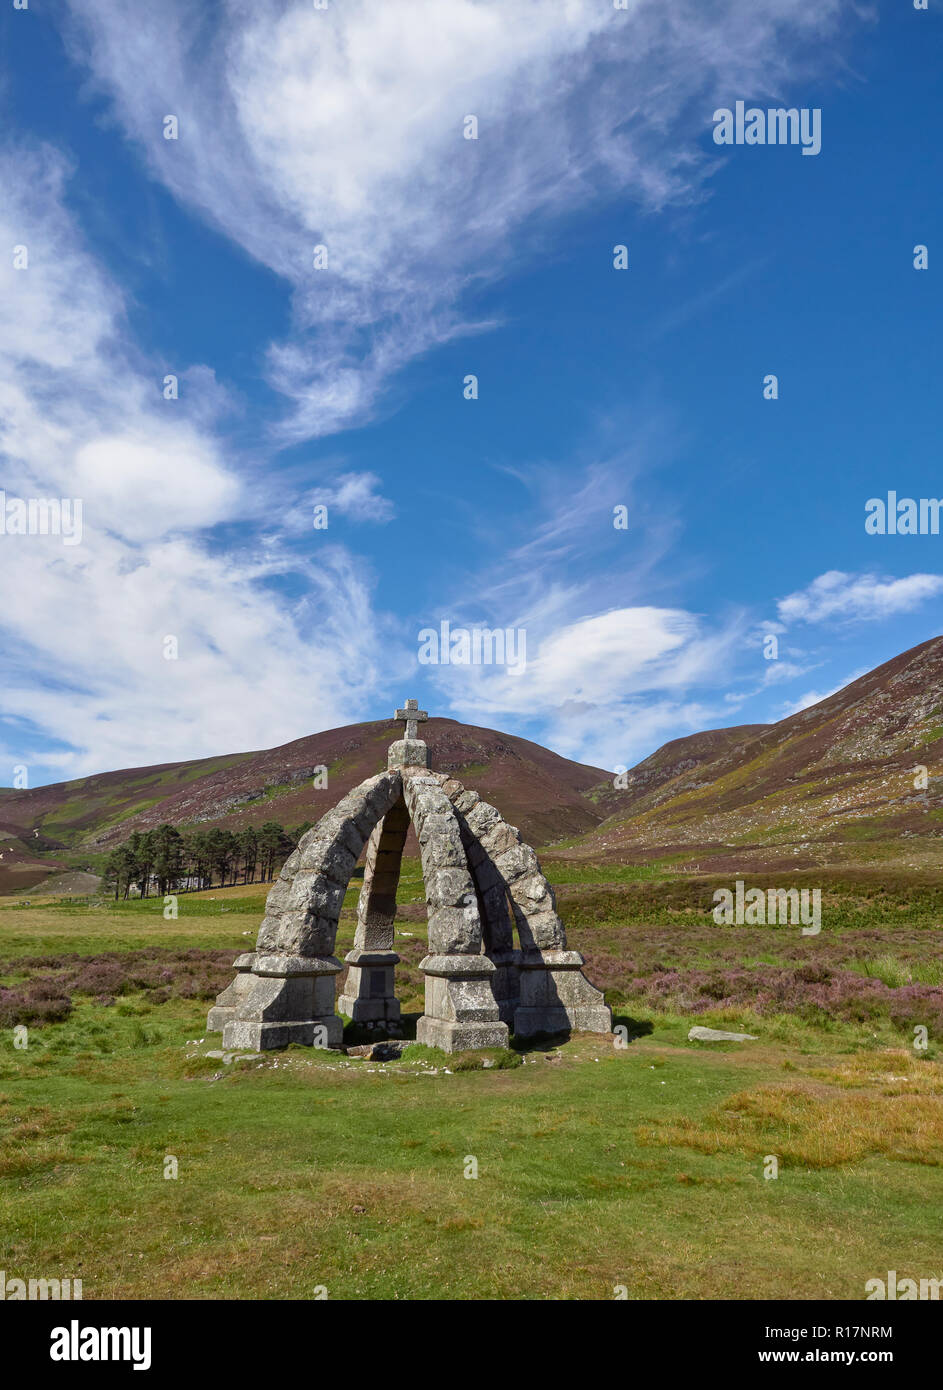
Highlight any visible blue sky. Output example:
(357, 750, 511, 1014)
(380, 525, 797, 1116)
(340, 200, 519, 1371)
(1, 0, 941, 787)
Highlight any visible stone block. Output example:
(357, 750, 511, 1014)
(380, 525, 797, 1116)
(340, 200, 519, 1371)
(336, 816, 367, 858)
(280, 870, 348, 919)
(263, 876, 293, 913)
(417, 951, 504, 1046)
(289, 912, 339, 957)
(515, 909, 567, 950)
(419, 953, 497, 976)
(688, 1026, 758, 1042)
(223, 1017, 343, 1050)
(346, 1040, 408, 1060)
(426, 865, 476, 909)
(338, 948, 402, 1023)
(373, 848, 403, 874)
(416, 1018, 509, 1052)
(212, 954, 346, 1051)
(479, 821, 521, 857)
(254, 912, 284, 952)
(427, 905, 479, 954)
(494, 843, 538, 882)
(464, 801, 502, 838)
(512, 872, 553, 909)
(489, 949, 522, 1027)
(416, 810, 455, 846)
(471, 856, 502, 891)
(388, 739, 430, 769)
(206, 959, 255, 1033)
(277, 847, 302, 881)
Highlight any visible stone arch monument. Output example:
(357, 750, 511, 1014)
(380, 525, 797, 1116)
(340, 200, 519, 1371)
(208, 701, 611, 1052)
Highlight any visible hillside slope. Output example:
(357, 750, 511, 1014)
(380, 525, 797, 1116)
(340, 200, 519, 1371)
(6, 636, 942, 892)
(570, 636, 943, 871)
(0, 719, 609, 882)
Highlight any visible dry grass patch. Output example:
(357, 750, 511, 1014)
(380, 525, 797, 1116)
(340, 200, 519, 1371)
(800, 1048, 943, 1096)
(638, 1077, 943, 1168)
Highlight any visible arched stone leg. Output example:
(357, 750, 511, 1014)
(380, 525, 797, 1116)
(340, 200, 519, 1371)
(439, 779, 612, 1039)
(404, 772, 508, 1052)
(208, 771, 402, 1049)
(337, 795, 409, 1025)
(436, 778, 521, 1026)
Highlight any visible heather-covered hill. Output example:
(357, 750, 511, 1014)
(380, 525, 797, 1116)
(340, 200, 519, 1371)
(6, 637, 943, 892)
(569, 636, 943, 872)
(0, 719, 609, 871)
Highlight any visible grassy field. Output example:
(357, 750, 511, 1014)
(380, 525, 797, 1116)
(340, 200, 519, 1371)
(2, 868, 942, 1300)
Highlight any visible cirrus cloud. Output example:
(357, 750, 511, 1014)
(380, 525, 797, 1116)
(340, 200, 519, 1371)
(777, 571, 943, 626)
(63, 0, 856, 442)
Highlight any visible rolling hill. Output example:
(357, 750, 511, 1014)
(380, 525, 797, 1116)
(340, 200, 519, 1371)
(570, 635, 943, 873)
(4, 634, 942, 894)
(0, 718, 610, 892)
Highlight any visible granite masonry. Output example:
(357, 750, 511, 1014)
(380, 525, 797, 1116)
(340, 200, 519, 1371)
(208, 700, 611, 1053)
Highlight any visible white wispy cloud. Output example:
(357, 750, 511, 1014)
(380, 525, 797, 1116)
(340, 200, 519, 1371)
(308, 473, 396, 524)
(63, 0, 854, 442)
(438, 603, 747, 770)
(778, 571, 943, 626)
(0, 146, 404, 781)
(405, 438, 753, 768)
(0, 1, 871, 783)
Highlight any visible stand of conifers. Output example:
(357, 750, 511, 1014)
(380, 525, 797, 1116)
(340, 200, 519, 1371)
(102, 820, 313, 899)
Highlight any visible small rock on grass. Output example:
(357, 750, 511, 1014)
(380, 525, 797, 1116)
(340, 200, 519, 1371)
(346, 1040, 408, 1061)
(688, 1025, 758, 1043)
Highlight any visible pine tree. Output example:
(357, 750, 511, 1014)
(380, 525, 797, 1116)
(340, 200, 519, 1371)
(152, 823, 185, 896)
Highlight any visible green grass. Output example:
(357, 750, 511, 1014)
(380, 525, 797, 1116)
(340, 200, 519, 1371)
(2, 874, 943, 1299)
(848, 953, 943, 989)
(540, 858, 681, 884)
(557, 869, 943, 931)
(3, 998, 942, 1299)
(0, 891, 262, 958)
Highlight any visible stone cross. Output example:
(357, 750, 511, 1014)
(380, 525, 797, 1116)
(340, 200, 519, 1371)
(394, 698, 428, 741)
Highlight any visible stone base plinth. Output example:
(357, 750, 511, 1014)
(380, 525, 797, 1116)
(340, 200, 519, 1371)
(416, 1017, 509, 1051)
(223, 1017, 344, 1050)
(337, 949, 401, 1023)
(209, 952, 345, 1051)
(206, 952, 256, 1033)
(417, 953, 509, 1052)
(513, 949, 612, 1037)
